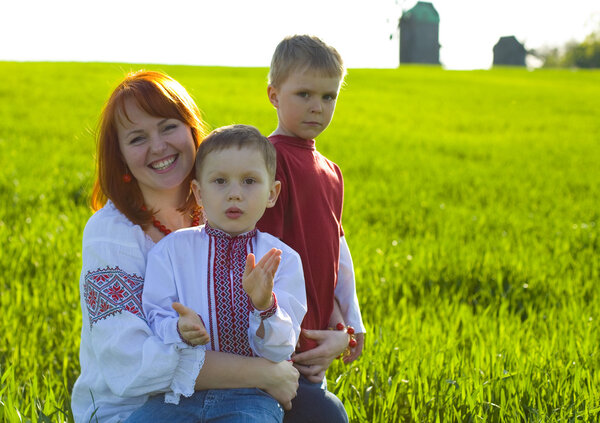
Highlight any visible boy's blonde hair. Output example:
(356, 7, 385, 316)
(195, 124, 277, 181)
(268, 35, 346, 88)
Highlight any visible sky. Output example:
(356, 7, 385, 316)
(2, 0, 599, 70)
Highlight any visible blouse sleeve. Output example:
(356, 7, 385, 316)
(248, 244, 307, 362)
(142, 240, 191, 346)
(80, 216, 204, 405)
(334, 236, 366, 333)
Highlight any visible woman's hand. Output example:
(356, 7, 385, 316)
(258, 360, 299, 410)
(291, 329, 349, 383)
(343, 332, 365, 364)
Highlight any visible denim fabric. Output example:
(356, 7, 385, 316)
(283, 376, 348, 423)
(124, 388, 283, 423)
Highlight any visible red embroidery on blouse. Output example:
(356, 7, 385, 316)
(206, 225, 256, 356)
(84, 266, 145, 328)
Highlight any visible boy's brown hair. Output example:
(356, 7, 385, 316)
(268, 34, 346, 88)
(195, 124, 277, 181)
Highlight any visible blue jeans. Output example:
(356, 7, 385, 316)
(284, 376, 348, 423)
(125, 388, 283, 423)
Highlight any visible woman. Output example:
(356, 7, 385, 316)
(71, 70, 298, 423)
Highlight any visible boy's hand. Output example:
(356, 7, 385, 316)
(242, 248, 282, 310)
(172, 302, 210, 346)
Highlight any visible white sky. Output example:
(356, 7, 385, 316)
(1, 0, 599, 70)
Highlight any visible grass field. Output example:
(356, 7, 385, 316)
(0, 62, 599, 422)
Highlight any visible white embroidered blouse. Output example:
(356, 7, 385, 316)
(143, 224, 307, 364)
(71, 202, 205, 423)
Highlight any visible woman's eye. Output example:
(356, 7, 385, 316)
(130, 136, 145, 144)
(164, 124, 177, 132)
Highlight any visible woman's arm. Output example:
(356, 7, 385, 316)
(196, 352, 299, 410)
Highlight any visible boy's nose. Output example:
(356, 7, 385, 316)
(309, 99, 323, 113)
(228, 185, 242, 200)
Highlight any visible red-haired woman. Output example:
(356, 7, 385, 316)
(71, 71, 298, 423)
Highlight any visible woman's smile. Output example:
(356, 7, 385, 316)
(149, 154, 178, 172)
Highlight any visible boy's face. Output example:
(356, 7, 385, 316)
(268, 69, 341, 140)
(191, 147, 280, 237)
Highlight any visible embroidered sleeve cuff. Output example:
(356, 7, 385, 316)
(164, 345, 205, 405)
(252, 293, 278, 320)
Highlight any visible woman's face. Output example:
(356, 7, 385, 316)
(117, 99, 196, 201)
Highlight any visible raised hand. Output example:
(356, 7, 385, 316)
(242, 248, 282, 311)
(172, 302, 210, 346)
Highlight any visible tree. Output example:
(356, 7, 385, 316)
(540, 28, 600, 68)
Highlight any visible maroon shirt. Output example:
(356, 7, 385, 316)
(257, 135, 344, 352)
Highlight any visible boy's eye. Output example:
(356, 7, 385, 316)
(214, 178, 226, 185)
(323, 94, 336, 101)
(297, 92, 309, 98)
(243, 178, 256, 185)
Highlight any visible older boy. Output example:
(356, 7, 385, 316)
(257, 35, 365, 423)
(141, 124, 307, 422)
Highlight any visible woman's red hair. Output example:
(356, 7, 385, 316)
(90, 70, 207, 226)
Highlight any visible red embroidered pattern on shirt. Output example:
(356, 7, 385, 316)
(84, 266, 145, 328)
(206, 225, 256, 356)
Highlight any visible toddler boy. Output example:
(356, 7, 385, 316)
(142, 124, 307, 420)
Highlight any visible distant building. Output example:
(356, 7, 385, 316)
(399, 1, 440, 65)
(493, 36, 526, 66)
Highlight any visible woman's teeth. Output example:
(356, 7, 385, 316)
(150, 155, 176, 170)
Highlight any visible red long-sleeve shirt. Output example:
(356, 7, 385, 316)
(257, 135, 344, 352)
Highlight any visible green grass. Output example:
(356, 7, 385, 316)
(1, 62, 599, 422)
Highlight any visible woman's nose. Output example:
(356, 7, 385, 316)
(149, 133, 168, 153)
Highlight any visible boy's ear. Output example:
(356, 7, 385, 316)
(267, 180, 281, 208)
(191, 179, 202, 207)
(267, 85, 279, 108)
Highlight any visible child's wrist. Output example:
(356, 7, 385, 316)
(253, 293, 278, 319)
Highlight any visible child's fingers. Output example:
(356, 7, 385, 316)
(244, 253, 256, 277)
(181, 326, 210, 344)
(172, 302, 195, 317)
(265, 254, 282, 277)
(258, 249, 282, 273)
(256, 248, 279, 267)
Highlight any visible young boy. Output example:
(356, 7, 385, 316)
(141, 124, 307, 420)
(257, 35, 365, 422)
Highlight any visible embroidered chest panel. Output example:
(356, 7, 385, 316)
(84, 266, 145, 328)
(206, 227, 256, 356)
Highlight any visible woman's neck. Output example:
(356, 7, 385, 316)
(142, 186, 191, 242)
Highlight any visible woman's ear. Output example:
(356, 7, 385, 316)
(267, 85, 279, 108)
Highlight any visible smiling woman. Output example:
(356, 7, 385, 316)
(71, 70, 301, 423)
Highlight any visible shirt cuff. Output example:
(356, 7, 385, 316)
(164, 345, 206, 404)
(252, 293, 278, 320)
